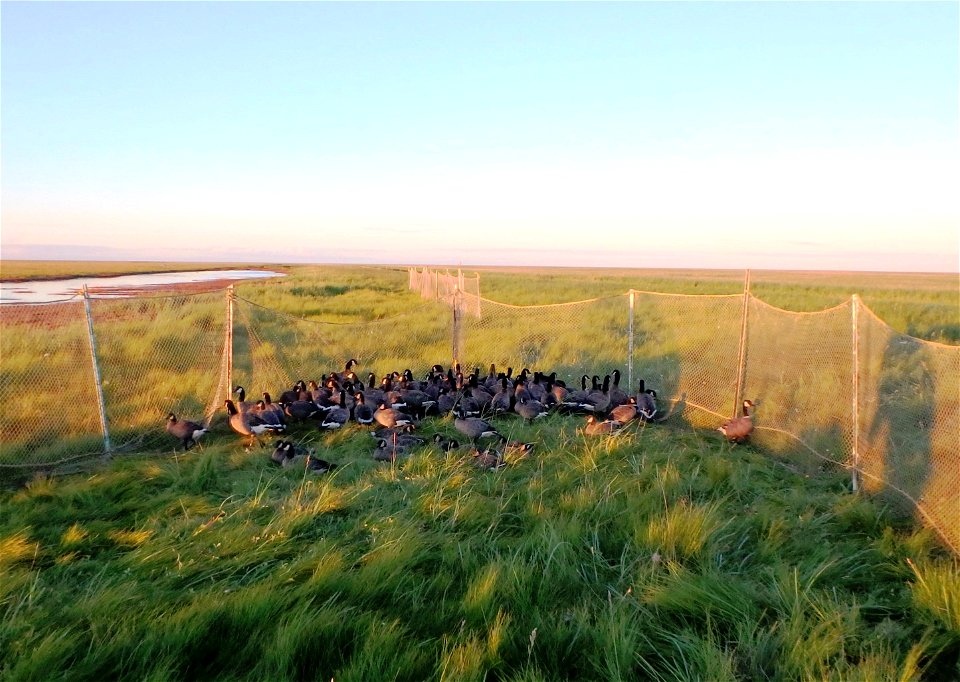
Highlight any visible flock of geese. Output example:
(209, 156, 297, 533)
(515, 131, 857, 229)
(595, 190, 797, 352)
(165, 359, 756, 472)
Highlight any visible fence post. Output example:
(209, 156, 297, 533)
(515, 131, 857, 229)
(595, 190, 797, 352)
(226, 285, 234, 392)
(627, 290, 635, 392)
(732, 269, 751, 418)
(82, 285, 112, 456)
(851, 294, 860, 492)
(452, 287, 462, 368)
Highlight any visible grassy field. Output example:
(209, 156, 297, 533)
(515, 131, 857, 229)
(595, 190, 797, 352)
(2, 415, 958, 680)
(1, 262, 958, 679)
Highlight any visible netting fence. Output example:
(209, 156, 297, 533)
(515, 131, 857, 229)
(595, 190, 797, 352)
(1, 276, 957, 555)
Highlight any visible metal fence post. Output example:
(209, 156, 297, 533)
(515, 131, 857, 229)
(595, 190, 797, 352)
(627, 290, 635, 392)
(732, 269, 751, 418)
(851, 294, 860, 492)
(452, 288, 462, 367)
(82, 285, 112, 456)
(226, 285, 234, 392)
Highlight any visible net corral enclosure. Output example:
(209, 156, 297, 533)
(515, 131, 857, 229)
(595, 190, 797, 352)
(1, 268, 957, 556)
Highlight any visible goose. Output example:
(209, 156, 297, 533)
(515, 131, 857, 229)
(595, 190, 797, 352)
(374, 400, 413, 429)
(282, 398, 322, 423)
(583, 414, 624, 435)
(436, 387, 458, 416)
(433, 434, 461, 452)
(279, 380, 306, 405)
(609, 396, 638, 424)
(561, 375, 593, 412)
(362, 373, 385, 406)
(527, 372, 547, 403)
(489, 377, 512, 414)
(225, 399, 281, 446)
(261, 393, 285, 420)
(334, 358, 360, 382)
(582, 375, 612, 414)
(370, 425, 415, 440)
(255, 400, 287, 430)
(270, 440, 290, 465)
(352, 392, 375, 425)
(636, 380, 659, 421)
(374, 438, 407, 461)
(719, 400, 755, 443)
(454, 407, 505, 445)
(503, 441, 535, 458)
(472, 447, 506, 471)
(306, 453, 337, 474)
(513, 397, 549, 423)
(233, 386, 253, 415)
(608, 370, 628, 408)
(320, 390, 350, 430)
(165, 413, 207, 451)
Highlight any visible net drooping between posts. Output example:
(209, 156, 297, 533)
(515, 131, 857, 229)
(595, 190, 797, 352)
(856, 304, 959, 552)
(90, 291, 230, 453)
(231, 296, 453, 398)
(0, 299, 104, 468)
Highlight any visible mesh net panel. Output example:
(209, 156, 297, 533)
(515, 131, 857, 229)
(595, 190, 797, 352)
(857, 303, 959, 554)
(232, 296, 452, 396)
(458, 294, 629, 383)
(629, 291, 743, 428)
(742, 297, 855, 468)
(0, 299, 105, 470)
(91, 291, 229, 453)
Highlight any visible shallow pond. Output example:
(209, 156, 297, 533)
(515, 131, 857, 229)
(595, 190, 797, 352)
(0, 269, 284, 304)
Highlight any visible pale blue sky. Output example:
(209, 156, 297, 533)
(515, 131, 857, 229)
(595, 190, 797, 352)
(2, 1, 958, 271)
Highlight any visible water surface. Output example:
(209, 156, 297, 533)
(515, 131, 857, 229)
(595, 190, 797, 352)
(0, 269, 284, 304)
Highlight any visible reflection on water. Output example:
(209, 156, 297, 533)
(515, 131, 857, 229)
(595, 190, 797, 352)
(0, 270, 284, 304)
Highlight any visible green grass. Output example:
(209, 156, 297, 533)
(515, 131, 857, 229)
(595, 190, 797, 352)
(1, 416, 957, 680)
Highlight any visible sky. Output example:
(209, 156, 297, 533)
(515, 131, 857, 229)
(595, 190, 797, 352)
(2, 2, 958, 272)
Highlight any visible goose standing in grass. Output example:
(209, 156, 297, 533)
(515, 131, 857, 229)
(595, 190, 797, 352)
(261, 393, 285, 421)
(636, 380, 659, 421)
(489, 377, 512, 415)
(454, 407, 505, 445)
(583, 414, 624, 435)
(255, 400, 287, 431)
(279, 380, 306, 406)
(165, 414, 207, 451)
(282, 397, 322, 423)
(225, 399, 281, 447)
(608, 370, 628, 409)
(514, 397, 549, 423)
(233, 386, 253, 415)
(719, 400, 755, 443)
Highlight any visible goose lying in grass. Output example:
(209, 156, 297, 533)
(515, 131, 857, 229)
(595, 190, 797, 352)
(719, 400, 755, 443)
(165, 414, 207, 451)
(433, 434, 461, 451)
(583, 414, 624, 435)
